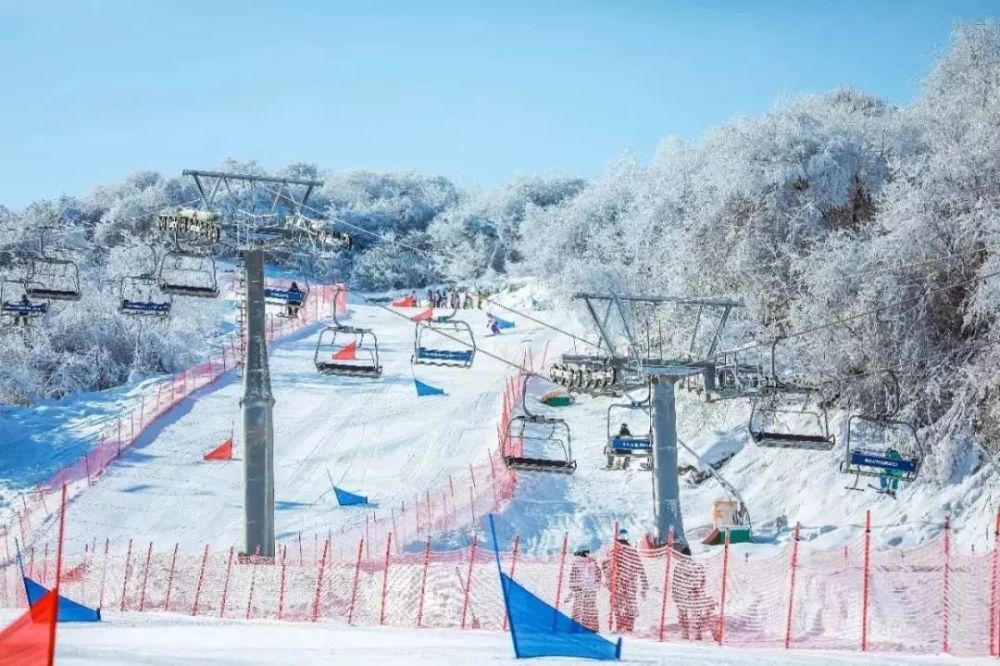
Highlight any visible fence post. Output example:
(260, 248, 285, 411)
(219, 546, 235, 618)
(278, 545, 288, 620)
(784, 523, 801, 649)
(98, 539, 110, 610)
(164, 543, 179, 612)
(991, 511, 1000, 656)
(469, 485, 476, 524)
(608, 522, 620, 632)
(861, 510, 872, 652)
(41, 543, 49, 586)
(379, 532, 393, 625)
(348, 538, 364, 625)
(138, 542, 154, 612)
(554, 532, 569, 618)
(942, 515, 951, 654)
(658, 531, 675, 641)
(191, 544, 210, 616)
(718, 529, 731, 645)
(416, 537, 432, 628)
(246, 550, 259, 620)
(502, 535, 521, 631)
(460, 534, 478, 630)
(312, 539, 330, 622)
(298, 533, 303, 566)
(119, 538, 134, 612)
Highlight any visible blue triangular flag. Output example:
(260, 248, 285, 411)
(23, 577, 101, 622)
(495, 317, 515, 329)
(489, 515, 621, 661)
(333, 486, 369, 506)
(414, 379, 446, 397)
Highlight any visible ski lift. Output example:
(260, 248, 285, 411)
(157, 207, 222, 243)
(605, 398, 653, 470)
(841, 372, 923, 494)
(411, 309, 476, 368)
(285, 215, 353, 251)
(0, 279, 48, 324)
(27, 254, 81, 301)
(120, 274, 171, 316)
(314, 325, 382, 378)
(503, 374, 576, 474)
(264, 280, 309, 319)
(158, 251, 219, 298)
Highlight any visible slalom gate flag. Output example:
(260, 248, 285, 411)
(414, 379, 446, 397)
(411, 307, 433, 322)
(332, 341, 358, 360)
(495, 317, 515, 330)
(333, 487, 369, 506)
(23, 577, 101, 623)
(203, 437, 233, 461)
(392, 295, 416, 307)
(0, 588, 58, 666)
(489, 515, 622, 661)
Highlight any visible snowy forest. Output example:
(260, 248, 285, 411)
(2, 23, 1000, 484)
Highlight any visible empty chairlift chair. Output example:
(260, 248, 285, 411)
(120, 275, 171, 316)
(314, 326, 382, 378)
(411, 314, 476, 368)
(748, 393, 835, 451)
(27, 255, 81, 301)
(0, 279, 48, 324)
(605, 401, 653, 470)
(158, 251, 219, 298)
(502, 374, 576, 474)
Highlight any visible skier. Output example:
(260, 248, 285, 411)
(671, 544, 719, 641)
(566, 547, 602, 632)
(602, 528, 648, 633)
(878, 448, 905, 497)
(618, 423, 632, 438)
(14, 294, 30, 326)
(488, 315, 501, 336)
(286, 281, 303, 318)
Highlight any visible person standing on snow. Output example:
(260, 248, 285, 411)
(671, 544, 719, 641)
(602, 528, 648, 633)
(488, 315, 501, 336)
(566, 548, 602, 632)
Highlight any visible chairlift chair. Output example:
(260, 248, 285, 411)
(158, 251, 219, 298)
(0, 279, 48, 323)
(605, 401, 654, 470)
(157, 207, 222, 243)
(120, 274, 172, 316)
(314, 326, 382, 378)
(264, 280, 310, 319)
(411, 310, 476, 368)
(748, 393, 835, 451)
(502, 373, 577, 474)
(27, 255, 81, 301)
(840, 375, 923, 493)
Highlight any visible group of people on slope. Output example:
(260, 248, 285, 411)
(425, 287, 488, 310)
(565, 528, 720, 641)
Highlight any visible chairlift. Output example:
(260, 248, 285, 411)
(503, 374, 576, 474)
(314, 325, 382, 378)
(120, 274, 171, 317)
(748, 392, 835, 451)
(841, 373, 923, 494)
(605, 398, 653, 470)
(411, 309, 476, 368)
(158, 251, 219, 298)
(27, 254, 81, 301)
(264, 280, 309, 319)
(157, 207, 222, 243)
(285, 215, 353, 251)
(0, 279, 48, 324)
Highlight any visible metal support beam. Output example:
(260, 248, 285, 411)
(652, 376, 686, 545)
(241, 249, 275, 558)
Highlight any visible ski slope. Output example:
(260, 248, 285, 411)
(40, 298, 549, 553)
(1, 611, 983, 666)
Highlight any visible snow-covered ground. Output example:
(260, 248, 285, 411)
(0, 611, 981, 666)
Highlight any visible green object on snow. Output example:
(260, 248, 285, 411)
(703, 527, 752, 546)
(542, 394, 573, 407)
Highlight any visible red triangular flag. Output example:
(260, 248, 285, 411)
(410, 308, 433, 322)
(0, 589, 58, 666)
(204, 437, 234, 461)
(332, 341, 357, 360)
(392, 295, 416, 307)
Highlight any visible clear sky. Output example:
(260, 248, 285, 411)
(0, 1, 996, 207)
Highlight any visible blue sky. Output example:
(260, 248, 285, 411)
(0, 1, 996, 207)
